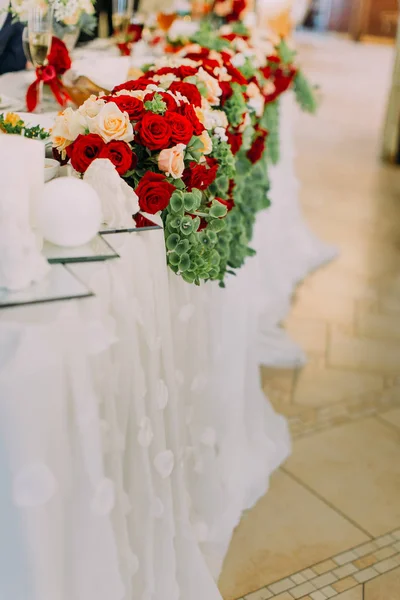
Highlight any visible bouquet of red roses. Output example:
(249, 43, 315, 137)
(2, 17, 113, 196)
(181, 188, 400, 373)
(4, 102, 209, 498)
(26, 37, 71, 112)
(52, 61, 238, 285)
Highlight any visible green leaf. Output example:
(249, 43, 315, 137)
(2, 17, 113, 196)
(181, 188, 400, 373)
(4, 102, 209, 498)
(179, 253, 191, 272)
(170, 191, 185, 214)
(294, 71, 318, 114)
(166, 233, 180, 251)
(210, 201, 228, 219)
(180, 216, 194, 235)
(175, 239, 190, 256)
(169, 252, 180, 266)
(277, 39, 297, 66)
(144, 93, 167, 115)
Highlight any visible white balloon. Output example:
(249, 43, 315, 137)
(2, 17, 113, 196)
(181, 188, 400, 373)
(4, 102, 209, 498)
(36, 177, 102, 247)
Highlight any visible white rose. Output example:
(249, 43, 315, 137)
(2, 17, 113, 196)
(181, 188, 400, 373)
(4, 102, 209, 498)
(153, 73, 177, 88)
(51, 107, 86, 154)
(231, 53, 246, 67)
(214, 127, 228, 143)
(89, 102, 134, 143)
(78, 95, 105, 118)
(84, 159, 139, 228)
(248, 95, 265, 118)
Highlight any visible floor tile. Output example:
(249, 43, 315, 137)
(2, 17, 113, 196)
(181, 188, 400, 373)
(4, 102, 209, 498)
(292, 365, 384, 407)
(218, 471, 368, 600)
(336, 587, 363, 599)
(284, 318, 328, 355)
(380, 408, 400, 430)
(356, 311, 400, 341)
(332, 577, 358, 593)
(364, 566, 400, 599)
(285, 418, 400, 536)
(245, 588, 273, 600)
(328, 328, 400, 372)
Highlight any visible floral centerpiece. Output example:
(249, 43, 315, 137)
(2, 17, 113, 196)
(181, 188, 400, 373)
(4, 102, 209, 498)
(11, 0, 96, 38)
(52, 67, 238, 285)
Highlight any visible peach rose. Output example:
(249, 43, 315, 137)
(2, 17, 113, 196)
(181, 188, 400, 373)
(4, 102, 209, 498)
(89, 102, 134, 143)
(51, 107, 86, 155)
(78, 95, 105, 118)
(214, 0, 233, 17)
(158, 143, 186, 179)
(197, 68, 222, 106)
(199, 131, 213, 155)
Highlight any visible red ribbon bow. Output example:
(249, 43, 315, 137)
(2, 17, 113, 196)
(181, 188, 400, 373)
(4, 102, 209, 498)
(26, 64, 71, 112)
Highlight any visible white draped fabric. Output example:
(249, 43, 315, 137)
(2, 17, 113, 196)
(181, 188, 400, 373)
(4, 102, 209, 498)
(0, 42, 335, 600)
(0, 227, 290, 600)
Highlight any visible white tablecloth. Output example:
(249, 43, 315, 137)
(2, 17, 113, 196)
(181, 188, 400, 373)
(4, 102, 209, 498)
(0, 227, 290, 600)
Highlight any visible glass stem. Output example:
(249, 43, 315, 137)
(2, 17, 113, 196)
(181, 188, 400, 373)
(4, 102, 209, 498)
(36, 79, 44, 114)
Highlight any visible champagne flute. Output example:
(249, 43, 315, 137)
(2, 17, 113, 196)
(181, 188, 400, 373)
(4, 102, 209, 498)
(28, 5, 53, 112)
(112, 0, 134, 41)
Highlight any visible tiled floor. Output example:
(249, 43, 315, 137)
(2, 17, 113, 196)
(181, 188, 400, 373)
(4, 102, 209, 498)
(219, 33, 400, 600)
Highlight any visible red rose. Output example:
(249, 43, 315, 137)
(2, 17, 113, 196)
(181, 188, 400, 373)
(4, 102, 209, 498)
(179, 103, 204, 135)
(185, 47, 210, 61)
(47, 37, 71, 74)
(225, 61, 247, 85)
(247, 134, 267, 164)
(226, 0, 247, 21)
(133, 212, 158, 228)
(67, 134, 105, 173)
(127, 23, 143, 42)
(135, 112, 172, 150)
(112, 77, 154, 93)
(176, 65, 198, 78)
(143, 91, 178, 111)
(226, 131, 243, 155)
(182, 161, 218, 191)
(98, 140, 136, 175)
(169, 81, 202, 107)
(165, 111, 194, 145)
(219, 81, 234, 105)
(215, 196, 234, 212)
(135, 172, 175, 214)
(260, 65, 272, 79)
(199, 58, 221, 76)
(104, 94, 144, 121)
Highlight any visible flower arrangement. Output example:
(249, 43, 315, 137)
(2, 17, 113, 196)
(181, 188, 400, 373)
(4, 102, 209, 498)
(51, 68, 238, 285)
(51, 16, 316, 286)
(26, 36, 71, 112)
(11, 0, 96, 33)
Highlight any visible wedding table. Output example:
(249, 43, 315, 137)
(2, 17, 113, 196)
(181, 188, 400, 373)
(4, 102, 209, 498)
(0, 42, 334, 600)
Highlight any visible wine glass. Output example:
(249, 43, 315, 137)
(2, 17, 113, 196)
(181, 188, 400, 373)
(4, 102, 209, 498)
(112, 0, 134, 41)
(28, 5, 53, 112)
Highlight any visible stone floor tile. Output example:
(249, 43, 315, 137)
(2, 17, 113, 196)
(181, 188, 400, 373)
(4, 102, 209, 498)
(364, 566, 400, 599)
(285, 419, 400, 536)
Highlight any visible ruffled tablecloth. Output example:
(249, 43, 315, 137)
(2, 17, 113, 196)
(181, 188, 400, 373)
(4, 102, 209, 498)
(0, 49, 335, 600)
(0, 227, 290, 600)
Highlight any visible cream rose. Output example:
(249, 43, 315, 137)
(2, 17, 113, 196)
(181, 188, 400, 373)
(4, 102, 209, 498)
(89, 102, 134, 143)
(199, 131, 213, 155)
(78, 95, 105, 118)
(51, 107, 86, 154)
(214, 0, 233, 17)
(158, 144, 186, 179)
(197, 68, 222, 106)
